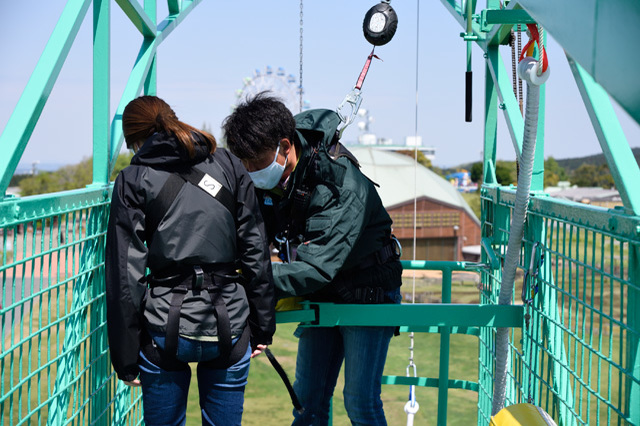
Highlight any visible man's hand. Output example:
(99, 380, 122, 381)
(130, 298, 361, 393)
(251, 344, 268, 358)
(123, 379, 142, 387)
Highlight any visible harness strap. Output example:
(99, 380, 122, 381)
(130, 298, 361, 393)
(165, 286, 189, 356)
(199, 324, 250, 370)
(145, 162, 235, 244)
(151, 264, 239, 359)
(179, 168, 235, 217)
(146, 174, 185, 243)
(141, 323, 251, 372)
(207, 287, 233, 361)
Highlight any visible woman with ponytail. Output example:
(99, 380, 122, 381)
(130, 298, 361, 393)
(106, 96, 275, 425)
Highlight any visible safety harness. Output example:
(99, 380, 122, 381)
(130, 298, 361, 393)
(146, 263, 240, 361)
(143, 157, 246, 366)
(272, 134, 402, 304)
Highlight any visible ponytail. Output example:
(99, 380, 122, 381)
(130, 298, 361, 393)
(122, 95, 216, 157)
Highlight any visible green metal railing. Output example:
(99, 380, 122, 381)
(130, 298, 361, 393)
(476, 187, 640, 425)
(276, 260, 523, 426)
(2, 1, 640, 425)
(0, 189, 145, 425)
(1, 1, 203, 424)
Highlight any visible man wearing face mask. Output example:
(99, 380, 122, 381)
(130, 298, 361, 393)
(222, 93, 402, 426)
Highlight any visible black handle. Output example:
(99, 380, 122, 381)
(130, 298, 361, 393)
(465, 71, 473, 122)
(264, 348, 305, 414)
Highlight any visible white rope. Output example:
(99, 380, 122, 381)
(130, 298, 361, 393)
(298, 0, 304, 113)
(492, 44, 550, 415)
(405, 1, 420, 424)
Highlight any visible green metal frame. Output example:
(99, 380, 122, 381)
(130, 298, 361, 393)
(442, 0, 640, 424)
(1, 1, 639, 425)
(0, 1, 203, 424)
(277, 261, 523, 426)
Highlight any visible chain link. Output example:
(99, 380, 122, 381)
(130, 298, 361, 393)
(525, 304, 534, 403)
(517, 24, 523, 115)
(299, 0, 304, 113)
(510, 29, 517, 100)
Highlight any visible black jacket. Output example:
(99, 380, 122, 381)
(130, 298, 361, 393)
(105, 132, 275, 381)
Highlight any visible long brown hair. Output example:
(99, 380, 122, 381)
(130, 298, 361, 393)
(122, 95, 216, 157)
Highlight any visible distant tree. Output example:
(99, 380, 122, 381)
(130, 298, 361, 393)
(201, 122, 213, 135)
(8, 173, 31, 187)
(495, 161, 514, 185)
(470, 162, 483, 183)
(396, 149, 432, 169)
(19, 153, 134, 196)
(111, 152, 134, 180)
(571, 164, 598, 187)
(571, 163, 614, 188)
(596, 166, 615, 189)
(544, 157, 569, 188)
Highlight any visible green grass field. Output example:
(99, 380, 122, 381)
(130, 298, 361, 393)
(185, 322, 480, 426)
(185, 276, 483, 425)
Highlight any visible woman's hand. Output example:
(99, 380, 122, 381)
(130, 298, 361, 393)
(251, 344, 267, 358)
(123, 379, 142, 387)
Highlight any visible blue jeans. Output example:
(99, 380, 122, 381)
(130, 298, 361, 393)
(138, 333, 251, 426)
(292, 290, 400, 426)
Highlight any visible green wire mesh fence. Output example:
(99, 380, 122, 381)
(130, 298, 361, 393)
(478, 186, 640, 425)
(1, 189, 143, 426)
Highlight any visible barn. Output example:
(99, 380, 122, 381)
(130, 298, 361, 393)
(350, 147, 481, 262)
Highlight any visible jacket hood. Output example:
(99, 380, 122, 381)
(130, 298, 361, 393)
(294, 109, 341, 151)
(130, 131, 210, 168)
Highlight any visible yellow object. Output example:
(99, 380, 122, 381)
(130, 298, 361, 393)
(526, 43, 535, 57)
(490, 403, 557, 426)
(275, 297, 305, 312)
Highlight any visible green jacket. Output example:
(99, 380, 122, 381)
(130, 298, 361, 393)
(259, 109, 402, 300)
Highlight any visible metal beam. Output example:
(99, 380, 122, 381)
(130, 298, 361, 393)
(92, 0, 110, 186)
(486, 47, 524, 160)
(156, 0, 203, 44)
(109, 0, 204, 172)
(517, 0, 640, 126)
(484, 47, 499, 184)
(303, 303, 523, 328)
(168, 0, 181, 15)
(382, 375, 479, 392)
(109, 38, 157, 171)
(144, 0, 158, 96)
(0, 0, 92, 197)
(567, 54, 640, 216)
(484, 2, 529, 46)
(439, 0, 486, 44)
(114, 0, 156, 37)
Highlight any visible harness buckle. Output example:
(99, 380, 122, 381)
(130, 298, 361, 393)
(354, 286, 385, 304)
(193, 265, 204, 291)
(391, 235, 402, 259)
(275, 232, 292, 263)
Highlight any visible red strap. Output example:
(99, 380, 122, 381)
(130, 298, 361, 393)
(520, 24, 548, 72)
(355, 47, 381, 90)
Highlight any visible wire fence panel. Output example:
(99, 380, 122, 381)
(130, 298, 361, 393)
(479, 186, 640, 425)
(0, 189, 142, 426)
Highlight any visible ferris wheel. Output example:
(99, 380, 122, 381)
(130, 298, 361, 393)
(234, 66, 310, 114)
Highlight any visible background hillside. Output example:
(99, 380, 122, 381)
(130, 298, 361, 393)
(442, 147, 640, 176)
(555, 147, 640, 174)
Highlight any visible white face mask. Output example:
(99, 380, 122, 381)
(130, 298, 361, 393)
(248, 146, 286, 189)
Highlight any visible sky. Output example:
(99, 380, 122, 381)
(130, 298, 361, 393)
(1, 0, 639, 171)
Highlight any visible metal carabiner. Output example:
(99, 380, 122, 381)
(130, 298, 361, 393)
(275, 232, 292, 264)
(521, 242, 543, 303)
(336, 88, 363, 137)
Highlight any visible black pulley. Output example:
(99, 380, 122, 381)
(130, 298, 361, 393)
(363, 2, 398, 46)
